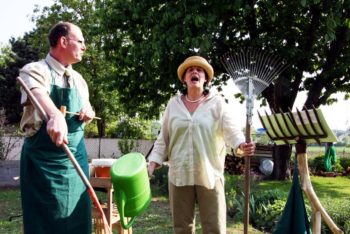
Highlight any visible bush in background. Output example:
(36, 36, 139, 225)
(321, 198, 350, 233)
(117, 139, 139, 155)
(114, 116, 150, 139)
(339, 158, 350, 171)
(150, 164, 169, 196)
(308, 155, 344, 174)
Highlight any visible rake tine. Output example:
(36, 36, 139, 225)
(296, 107, 317, 143)
(248, 50, 256, 79)
(261, 54, 283, 83)
(229, 52, 242, 79)
(256, 50, 271, 82)
(297, 108, 320, 144)
(288, 107, 304, 138)
(222, 53, 237, 80)
(271, 109, 290, 144)
(238, 50, 246, 76)
(264, 110, 284, 142)
(261, 56, 278, 83)
(279, 108, 294, 138)
(296, 108, 312, 134)
(311, 106, 328, 139)
(221, 55, 231, 77)
(268, 57, 288, 80)
(257, 111, 276, 141)
(227, 52, 238, 78)
(256, 50, 268, 82)
(303, 106, 324, 143)
(251, 50, 258, 79)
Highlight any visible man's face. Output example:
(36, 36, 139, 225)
(64, 26, 86, 64)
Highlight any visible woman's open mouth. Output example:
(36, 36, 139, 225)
(191, 76, 199, 82)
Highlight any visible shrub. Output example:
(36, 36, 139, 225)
(320, 198, 350, 233)
(254, 199, 286, 232)
(250, 190, 288, 232)
(339, 158, 350, 171)
(117, 139, 139, 155)
(224, 174, 283, 224)
(225, 174, 244, 218)
(84, 121, 99, 138)
(309, 155, 325, 172)
(344, 220, 350, 234)
(114, 116, 150, 139)
(334, 161, 344, 173)
(150, 164, 169, 196)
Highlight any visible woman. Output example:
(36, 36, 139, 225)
(147, 55, 255, 234)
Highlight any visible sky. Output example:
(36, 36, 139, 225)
(1, 0, 349, 131)
(0, 0, 53, 46)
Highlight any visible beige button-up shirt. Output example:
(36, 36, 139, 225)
(148, 93, 245, 189)
(19, 53, 91, 137)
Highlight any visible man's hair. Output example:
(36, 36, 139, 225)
(48, 22, 72, 48)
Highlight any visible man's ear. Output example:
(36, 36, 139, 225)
(59, 36, 68, 49)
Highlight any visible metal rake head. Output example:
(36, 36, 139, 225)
(221, 49, 288, 97)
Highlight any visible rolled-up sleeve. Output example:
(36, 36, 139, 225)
(148, 102, 171, 166)
(222, 101, 245, 150)
(19, 61, 50, 105)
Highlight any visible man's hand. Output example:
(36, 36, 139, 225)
(31, 88, 69, 146)
(47, 111, 68, 146)
(239, 142, 256, 156)
(78, 106, 95, 123)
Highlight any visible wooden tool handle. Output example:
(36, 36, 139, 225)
(66, 110, 102, 120)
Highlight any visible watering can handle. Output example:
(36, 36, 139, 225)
(117, 190, 137, 229)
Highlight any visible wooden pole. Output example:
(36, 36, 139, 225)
(296, 139, 343, 234)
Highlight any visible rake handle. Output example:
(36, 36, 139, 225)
(244, 119, 252, 234)
(17, 77, 112, 233)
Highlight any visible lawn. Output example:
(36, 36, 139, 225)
(256, 176, 350, 199)
(301, 145, 350, 159)
(1, 175, 349, 234)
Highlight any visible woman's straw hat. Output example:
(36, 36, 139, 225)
(177, 56, 214, 82)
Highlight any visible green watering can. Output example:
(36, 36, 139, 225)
(110, 152, 152, 229)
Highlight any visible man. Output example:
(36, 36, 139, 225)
(19, 21, 95, 234)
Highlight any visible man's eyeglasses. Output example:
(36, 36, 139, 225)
(66, 37, 85, 45)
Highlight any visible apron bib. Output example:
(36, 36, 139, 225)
(20, 70, 91, 234)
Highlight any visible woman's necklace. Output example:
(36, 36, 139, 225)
(185, 94, 205, 103)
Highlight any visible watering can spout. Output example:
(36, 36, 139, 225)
(110, 152, 152, 229)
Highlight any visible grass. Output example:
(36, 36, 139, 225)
(1, 175, 350, 234)
(0, 188, 22, 234)
(255, 176, 350, 199)
(300, 146, 350, 158)
(0, 187, 263, 234)
(132, 195, 263, 234)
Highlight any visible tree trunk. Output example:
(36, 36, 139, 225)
(272, 144, 292, 180)
(97, 118, 106, 137)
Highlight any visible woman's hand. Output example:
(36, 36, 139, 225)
(239, 142, 256, 156)
(147, 161, 159, 179)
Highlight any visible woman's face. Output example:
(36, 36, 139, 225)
(183, 66, 207, 89)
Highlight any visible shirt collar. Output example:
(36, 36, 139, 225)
(45, 53, 73, 77)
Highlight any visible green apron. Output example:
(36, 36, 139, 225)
(20, 70, 91, 234)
